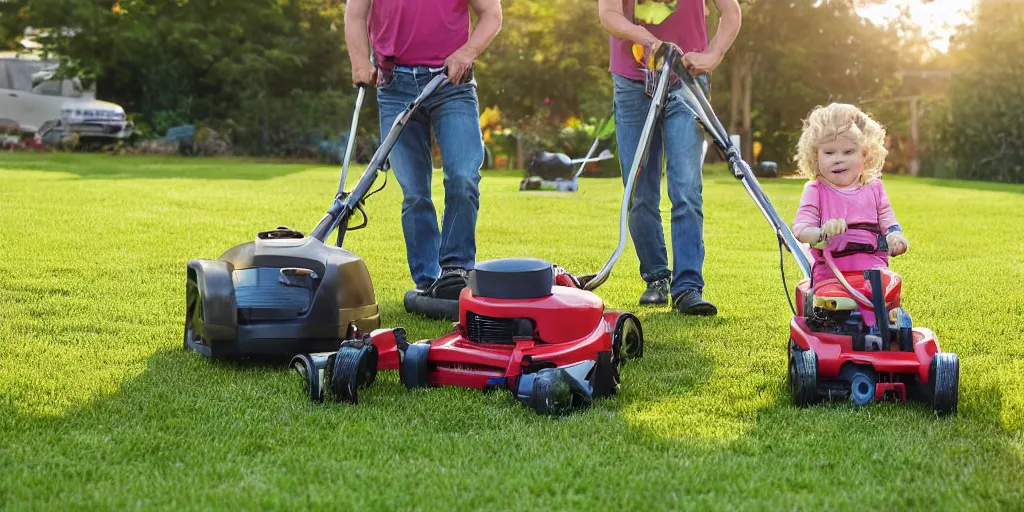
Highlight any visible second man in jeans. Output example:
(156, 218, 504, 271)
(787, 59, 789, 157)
(598, 0, 741, 315)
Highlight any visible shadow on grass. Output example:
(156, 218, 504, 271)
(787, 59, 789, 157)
(0, 153, 323, 181)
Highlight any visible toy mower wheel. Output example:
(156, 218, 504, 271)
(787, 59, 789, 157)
(529, 370, 576, 416)
(930, 352, 959, 416)
(290, 354, 325, 403)
(788, 342, 818, 407)
(849, 371, 877, 406)
(612, 313, 644, 366)
(329, 342, 379, 404)
(399, 343, 431, 389)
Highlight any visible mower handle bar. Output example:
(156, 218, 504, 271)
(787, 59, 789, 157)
(583, 48, 676, 291)
(662, 43, 813, 281)
(572, 135, 603, 181)
(310, 71, 451, 244)
(336, 85, 366, 197)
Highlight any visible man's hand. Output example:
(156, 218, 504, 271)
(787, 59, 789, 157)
(445, 46, 476, 85)
(887, 232, 909, 256)
(352, 61, 377, 88)
(632, 37, 663, 69)
(681, 50, 724, 74)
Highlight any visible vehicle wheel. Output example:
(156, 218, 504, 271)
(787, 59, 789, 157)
(290, 354, 324, 403)
(849, 371, 877, 406)
(329, 342, 378, 404)
(399, 343, 431, 389)
(612, 313, 644, 366)
(788, 342, 818, 407)
(930, 353, 959, 416)
(529, 369, 576, 416)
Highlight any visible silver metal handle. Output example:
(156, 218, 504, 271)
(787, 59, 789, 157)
(584, 57, 674, 291)
(572, 136, 602, 180)
(338, 86, 366, 193)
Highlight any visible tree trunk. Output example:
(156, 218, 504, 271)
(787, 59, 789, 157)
(741, 57, 753, 163)
(729, 55, 743, 136)
(516, 133, 525, 170)
(909, 96, 920, 176)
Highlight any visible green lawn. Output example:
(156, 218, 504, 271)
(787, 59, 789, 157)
(2, 153, 1023, 510)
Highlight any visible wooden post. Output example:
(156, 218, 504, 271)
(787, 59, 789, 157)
(516, 134, 525, 170)
(909, 96, 920, 176)
(742, 61, 753, 162)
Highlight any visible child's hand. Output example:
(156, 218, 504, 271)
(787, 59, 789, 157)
(821, 218, 847, 239)
(887, 232, 909, 256)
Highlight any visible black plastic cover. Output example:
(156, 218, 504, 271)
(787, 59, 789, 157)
(468, 258, 554, 299)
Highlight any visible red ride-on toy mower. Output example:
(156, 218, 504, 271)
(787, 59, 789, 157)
(291, 258, 644, 415)
(649, 43, 960, 415)
(788, 243, 959, 415)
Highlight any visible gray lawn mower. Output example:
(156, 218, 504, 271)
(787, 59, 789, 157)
(184, 72, 450, 360)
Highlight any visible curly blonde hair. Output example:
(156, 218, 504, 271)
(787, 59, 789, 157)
(796, 103, 888, 183)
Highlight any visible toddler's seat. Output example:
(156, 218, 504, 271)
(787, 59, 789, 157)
(811, 269, 902, 312)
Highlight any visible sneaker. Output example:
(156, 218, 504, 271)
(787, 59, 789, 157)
(639, 278, 670, 305)
(426, 267, 468, 301)
(673, 289, 718, 316)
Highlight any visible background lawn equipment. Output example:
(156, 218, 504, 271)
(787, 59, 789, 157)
(184, 73, 449, 361)
(518, 147, 616, 192)
(653, 43, 959, 415)
(519, 116, 617, 193)
(289, 51, 692, 414)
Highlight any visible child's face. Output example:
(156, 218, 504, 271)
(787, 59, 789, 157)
(816, 135, 865, 187)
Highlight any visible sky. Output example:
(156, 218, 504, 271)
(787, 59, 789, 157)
(855, 0, 977, 52)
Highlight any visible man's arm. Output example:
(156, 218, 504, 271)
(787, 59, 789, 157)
(446, 0, 503, 84)
(344, 0, 376, 86)
(683, 0, 741, 74)
(598, 0, 660, 49)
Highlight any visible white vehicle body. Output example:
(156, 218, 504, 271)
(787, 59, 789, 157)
(0, 51, 133, 140)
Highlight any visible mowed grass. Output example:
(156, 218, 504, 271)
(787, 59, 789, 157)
(1, 152, 1023, 510)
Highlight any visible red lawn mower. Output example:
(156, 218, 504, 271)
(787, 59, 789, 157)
(288, 56, 691, 415)
(652, 44, 959, 415)
(293, 259, 644, 415)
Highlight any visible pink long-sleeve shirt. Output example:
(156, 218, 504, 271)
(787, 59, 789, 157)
(793, 178, 900, 284)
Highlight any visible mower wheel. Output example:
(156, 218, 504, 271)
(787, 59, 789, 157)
(330, 342, 378, 404)
(788, 342, 818, 407)
(849, 371, 877, 406)
(290, 354, 325, 403)
(529, 369, 576, 416)
(930, 352, 959, 416)
(612, 313, 644, 366)
(399, 343, 431, 390)
(184, 274, 203, 352)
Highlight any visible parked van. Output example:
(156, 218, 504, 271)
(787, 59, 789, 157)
(0, 51, 133, 142)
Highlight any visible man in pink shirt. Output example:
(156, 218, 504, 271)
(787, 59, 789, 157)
(598, 0, 741, 316)
(345, 0, 502, 301)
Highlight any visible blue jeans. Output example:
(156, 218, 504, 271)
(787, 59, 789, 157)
(377, 68, 484, 289)
(612, 72, 710, 299)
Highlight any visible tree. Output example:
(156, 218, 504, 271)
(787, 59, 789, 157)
(28, 0, 358, 154)
(0, 0, 31, 50)
(940, 0, 1024, 183)
(712, 0, 907, 169)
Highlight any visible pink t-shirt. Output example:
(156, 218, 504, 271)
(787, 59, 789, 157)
(609, 0, 709, 81)
(368, 0, 470, 67)
(793, 178, 899, 284)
